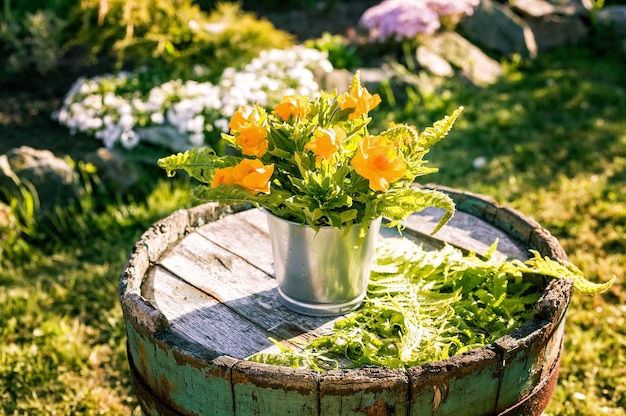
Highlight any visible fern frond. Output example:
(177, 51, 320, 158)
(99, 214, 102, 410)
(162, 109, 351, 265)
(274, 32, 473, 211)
(192, 184, 264, 205)
(157, 148, 238, 184)
(520, 250, 615, 295)
(378, 188, 455, 235)
(419, 106, 464, 149)
(382, 124, 419, 144)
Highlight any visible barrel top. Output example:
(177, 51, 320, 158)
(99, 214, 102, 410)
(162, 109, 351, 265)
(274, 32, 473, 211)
(121, 187, 576, 416)
(121, 187, 569, 362)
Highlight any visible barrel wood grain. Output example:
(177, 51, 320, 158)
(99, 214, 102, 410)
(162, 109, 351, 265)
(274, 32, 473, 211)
(120, 186, 574, 416)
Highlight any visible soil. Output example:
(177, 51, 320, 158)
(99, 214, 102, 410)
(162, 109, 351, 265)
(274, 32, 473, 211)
(0, 1, 377, 160)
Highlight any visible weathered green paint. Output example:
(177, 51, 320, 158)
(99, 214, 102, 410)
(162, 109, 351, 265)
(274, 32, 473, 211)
(232, 362, 319, 415)
(126, 324, 237, 415)
(319, 368, 409, 416)
(494, 314, 567, 412)
(409, 348, 500, 416)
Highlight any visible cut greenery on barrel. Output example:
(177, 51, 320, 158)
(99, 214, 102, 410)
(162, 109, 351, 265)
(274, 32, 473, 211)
(249, 238, 614, 371)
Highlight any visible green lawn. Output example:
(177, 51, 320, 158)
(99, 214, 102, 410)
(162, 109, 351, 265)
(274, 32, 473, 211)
(1, 39, 625, 414)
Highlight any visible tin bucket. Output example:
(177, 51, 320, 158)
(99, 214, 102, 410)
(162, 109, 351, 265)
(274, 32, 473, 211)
(265, 211, 381, 317)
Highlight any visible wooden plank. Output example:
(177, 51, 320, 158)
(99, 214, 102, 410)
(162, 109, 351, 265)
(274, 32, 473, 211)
(493, 278, 572, 413)
(196, 208, 275, 274)
(156, 229, 344, 354)
(401, 208, 528, 260)
(143, 266, 283, 359)
(158, 230, 275, 303)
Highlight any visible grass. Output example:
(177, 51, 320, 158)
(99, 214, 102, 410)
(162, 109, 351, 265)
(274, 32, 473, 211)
(1, 36, 625, 414)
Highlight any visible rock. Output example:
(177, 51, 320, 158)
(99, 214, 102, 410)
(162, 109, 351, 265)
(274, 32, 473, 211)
(420, 32, 503, 86)
(84, 147, 141, 194)
(510, 0, 556, 17)
(415, 46, 455, 77)
(0, 146, 81, 218)
(461, 0, 539, 58)
(315, 68, 353, 93)
(511, 0, 590, 52)
(358, 67, 393, 92)
(596, 6, 626, 37)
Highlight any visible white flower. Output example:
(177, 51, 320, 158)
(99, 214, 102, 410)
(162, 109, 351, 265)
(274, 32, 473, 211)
(53, 46, 334, 151)
(214, 118, 229, 132)
(120, 130, 140, 149)
(188, 133, 205, 146)
(97, 124, 122, 149)
(119, 113, 135, 130)
(187, 115, 205, 133)
(151, 112, 165, 124)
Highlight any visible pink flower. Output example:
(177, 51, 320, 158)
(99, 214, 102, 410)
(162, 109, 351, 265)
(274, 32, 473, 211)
(359, 0, 479, 42)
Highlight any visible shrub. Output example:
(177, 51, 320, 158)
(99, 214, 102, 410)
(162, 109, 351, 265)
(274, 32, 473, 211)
(305, 32, 362, 70)
(69, 0, 294, 82)
(0, 6, 67, 81)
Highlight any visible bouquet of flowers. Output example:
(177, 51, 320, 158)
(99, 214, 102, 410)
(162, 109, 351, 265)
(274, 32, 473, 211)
(158, 71, 463, 233)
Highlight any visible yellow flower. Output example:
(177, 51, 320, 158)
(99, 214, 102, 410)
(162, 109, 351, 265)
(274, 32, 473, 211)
(304, 126, 346, 163)
(351, 135, 407, 192)
(229, 105, 268, 157)
(338, 83, 382, 120)
(274, 95, 311, 121)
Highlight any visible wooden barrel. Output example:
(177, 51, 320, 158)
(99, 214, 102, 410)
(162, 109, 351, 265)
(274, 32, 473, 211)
(119, 185, 573, 416)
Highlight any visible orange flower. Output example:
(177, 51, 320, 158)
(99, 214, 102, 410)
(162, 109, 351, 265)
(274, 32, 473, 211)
(211, 166, 236, 188)
(338, 83, 382, 120)
(229, 105, 263, 131)
(274, 95, 311, 121)
(211, 159, 274, 195)
(304, 126, 346, 163)
(232, 159, 274, 195)
(229, 105, 268, 157)
(351, 135, 407, 192)
(236, 125, 268, 157)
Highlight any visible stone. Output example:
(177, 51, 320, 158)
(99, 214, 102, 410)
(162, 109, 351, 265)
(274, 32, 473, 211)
(358, 67, 393, 92)
(84, 147, 141, 194)
(510, 0, 556, 17)
(415, 46, 455, 77)
(315, 68, 353, 94)
(0, 146, 81, 218)
(596, 6, 626, 37)
(420, 32, 503, 86)
(512, 0, 590, 52)
(461, 0, 539, 58)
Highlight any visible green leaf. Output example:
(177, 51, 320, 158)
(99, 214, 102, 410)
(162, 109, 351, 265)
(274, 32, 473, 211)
(377, 187, 455, 234)
(418, 106, 464, 149)
(516, 250, 615, 295)
(157, 148, 237, 183)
